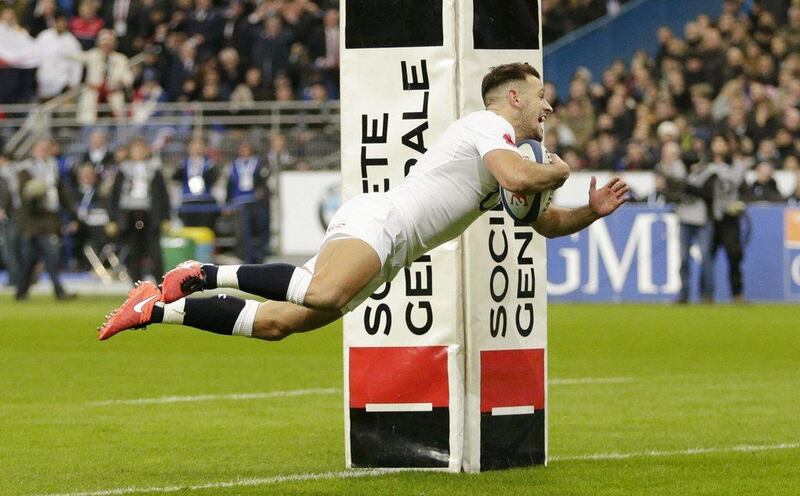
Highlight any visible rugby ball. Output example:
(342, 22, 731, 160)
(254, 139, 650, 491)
(499, 139, 554, 223)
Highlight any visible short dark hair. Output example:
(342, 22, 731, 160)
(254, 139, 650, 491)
(481, 63, 541, 105)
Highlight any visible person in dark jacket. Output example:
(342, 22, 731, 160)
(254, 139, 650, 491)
(226, 140, 270, 263)
(742, 161, 785, 203)
(173, 138, 219, 229)
(15, 139, 78, 300)
(107, 137, 170, 284)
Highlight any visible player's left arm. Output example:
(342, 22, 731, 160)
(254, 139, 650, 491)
(531, 176, 629, 238)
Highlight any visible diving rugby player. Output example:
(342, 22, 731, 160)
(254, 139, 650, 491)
(98, 63, 629, 341)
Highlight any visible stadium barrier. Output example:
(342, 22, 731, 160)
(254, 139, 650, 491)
(340, 0, 547, 473)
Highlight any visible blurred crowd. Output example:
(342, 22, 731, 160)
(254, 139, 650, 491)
(541, 0, 800, 303)
(545, 0, 800, 180)
(0, 0, 340, 110)
(0, 131, 282, 298)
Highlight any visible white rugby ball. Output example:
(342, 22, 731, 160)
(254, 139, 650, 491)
(499, 139, 554, 223)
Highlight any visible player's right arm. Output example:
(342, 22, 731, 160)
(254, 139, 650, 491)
(483, 150, 570, 195)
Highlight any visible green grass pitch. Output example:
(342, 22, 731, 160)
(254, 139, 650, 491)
(1, 296, 799, 495)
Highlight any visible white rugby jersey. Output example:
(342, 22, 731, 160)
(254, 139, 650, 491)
(385, 110, 520, 264)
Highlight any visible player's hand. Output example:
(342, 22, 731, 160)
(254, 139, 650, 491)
(105, 222, 119, 237)
(589, 176, 629, 217)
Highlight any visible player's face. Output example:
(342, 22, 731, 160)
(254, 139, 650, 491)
(519, 76, 553, 141)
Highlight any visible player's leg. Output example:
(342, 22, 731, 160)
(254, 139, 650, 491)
(98, 282, 340, 341)
(160, 238, 381, 313)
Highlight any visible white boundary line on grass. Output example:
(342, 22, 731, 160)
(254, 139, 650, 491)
(36, 443, 800, 496)
(87, 388, 340, 406)
(36, 469, 401, 496)
(87, 378, 635, 407)
(549, 442, 800, 461)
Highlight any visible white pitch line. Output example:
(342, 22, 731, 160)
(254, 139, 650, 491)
(88, 388, 340, 406)
(550, 443, 800, 462)
(36, 469, 402, 496)
(549, 377, 635, 385)
(36, 443, 800, 496)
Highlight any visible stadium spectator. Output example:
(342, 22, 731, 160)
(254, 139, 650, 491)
(251, 15, 294, 85)
(0, 153, 22, 288)
(174, 138, 220, 228)
(187, 0, 224, 60)
(226, 140, 270, 263)
(164, 38, 199, 101)
(102, 0, 145, 55)
(742, 161, 785, 202)
(69, 0, 104, 50)
(35, 13, 83, 100)
(15, 139, 78, 300)
(788, 169, 800, 205)
(21, 0, 59, 38)
(73, 29, 134, 124)
(107, 137, 170, 284)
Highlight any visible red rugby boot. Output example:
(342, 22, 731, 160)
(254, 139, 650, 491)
(160, 260, 206, 303)
(98, 281, 160, 341)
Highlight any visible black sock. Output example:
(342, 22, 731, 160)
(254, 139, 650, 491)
(201, 264, 219, 289)
(182, 295, 247, 335)
(236, 263, 297, 300)
(150, 304, 164, 323)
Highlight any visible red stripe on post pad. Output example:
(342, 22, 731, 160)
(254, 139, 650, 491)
(480, 349, 545, 414)
(349, 346, 450, 409)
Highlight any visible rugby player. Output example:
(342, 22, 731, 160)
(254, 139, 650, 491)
(98, 62, 629, 341)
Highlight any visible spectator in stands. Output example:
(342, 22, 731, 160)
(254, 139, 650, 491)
(69, 0, 104, 50)
(187, 0, 224, 60)
(0, 153, 21, 288)
(0, 7, 38, 104)
(252, 15, 294, 84)
(221, 0, 255, 67)
(659, 141, 715, 304)
(107, 137, 170, 284)
(788, 169, 800, 205)
(227, 140, 270, 263)
(22, 0, 58, 38)
(102, 0, 144, 55)
(131, 71, 167, 124)
(265, 132, 295, 172)
(164, 38, 199, 101)
(743, 161, 785, 202)
(617, 140, 655, 170)
(73, 29, 134, 124)
(174, 138, 219, 228)
(15, 139, 78, 300)
(35, 12, 83, 101)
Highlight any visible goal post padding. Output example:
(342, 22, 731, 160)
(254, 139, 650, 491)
(340, 0, 464, 472)
(456, 0, 548, 473)
(340, 0, 547, 472)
